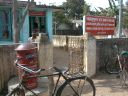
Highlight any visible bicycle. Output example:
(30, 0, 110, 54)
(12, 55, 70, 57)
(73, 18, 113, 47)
(105, 44, 128, 87)
(118, 51, 128, 87)
(105, 55, 120, 74)
(7, 57, 96, 96)
(105, 44, 123, 74)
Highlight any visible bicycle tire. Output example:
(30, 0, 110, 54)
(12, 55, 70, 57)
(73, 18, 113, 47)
(105, 57, 120, 74)
(7, 87, 25, 96)
(56, 76, 96, 96)
(119, 67, 128, 87)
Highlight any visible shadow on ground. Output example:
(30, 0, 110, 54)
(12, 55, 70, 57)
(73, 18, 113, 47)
(92, 72, 128, 96)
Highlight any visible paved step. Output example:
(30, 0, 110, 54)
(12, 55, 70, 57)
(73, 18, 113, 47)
(8, 76, 49, 95)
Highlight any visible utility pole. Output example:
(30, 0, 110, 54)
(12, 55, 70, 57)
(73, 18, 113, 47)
(117, 0, 123, 38)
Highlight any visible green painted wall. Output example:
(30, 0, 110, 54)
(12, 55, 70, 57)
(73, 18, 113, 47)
(46, 9, 53, 41)
(0, 8, 12, 41)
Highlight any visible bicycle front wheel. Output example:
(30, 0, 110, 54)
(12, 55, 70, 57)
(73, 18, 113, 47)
(105, 57, 120, 74)
(7, 87, 25, 96)
(56, 76, 95, 96)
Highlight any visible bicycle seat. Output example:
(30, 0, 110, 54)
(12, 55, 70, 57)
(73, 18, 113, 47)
(53, 66, 69, 74)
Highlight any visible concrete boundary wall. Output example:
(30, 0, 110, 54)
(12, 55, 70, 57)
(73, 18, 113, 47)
(53, 35, 67, 47)
(0, 34, 97, 92)
(0, 45, 16, 92)
(53, 34, 97, 77)
(84, 34, 96, 77)
(96, 38, 128, 72)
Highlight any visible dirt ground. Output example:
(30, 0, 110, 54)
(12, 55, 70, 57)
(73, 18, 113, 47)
(93, 72, 128, 96)
(53, 47, 128, 96)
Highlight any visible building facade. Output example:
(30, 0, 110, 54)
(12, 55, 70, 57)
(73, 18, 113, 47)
(0, 0, 62, 43)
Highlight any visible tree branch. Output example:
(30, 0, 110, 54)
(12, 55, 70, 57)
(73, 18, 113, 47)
(18, 0, 30, 33)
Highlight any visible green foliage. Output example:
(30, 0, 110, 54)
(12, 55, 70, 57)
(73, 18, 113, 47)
(53, 0, 128, 31)
(62, 0, 87, 19)
(83, 5, 90, 15)
(90, 0, 118, 17)
(98, 7, 116, 17)
(53, 0, 89, 26)
(122, 1, 128, 28)
(123, 6, 128, 28)
(54, 11, 70, 25)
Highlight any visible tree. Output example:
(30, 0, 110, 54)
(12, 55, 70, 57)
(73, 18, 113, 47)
(83, 4, 91, 15)
(122, 1, 128, 28)
(54, 11, 70, 26)
(62, 0, 87, 20)
(97, 7, 116, 17)
(89, 0, 118, 17)
(12, 0, 34, 43)
(53, 0, 90, 28)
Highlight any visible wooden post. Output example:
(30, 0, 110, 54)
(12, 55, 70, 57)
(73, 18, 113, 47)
(38, 33, 54, 95)
(12, 0, 19, 43)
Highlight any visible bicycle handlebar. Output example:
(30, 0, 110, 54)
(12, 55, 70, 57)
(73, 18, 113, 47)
(16, 63, 44, 74)
(15, 58, 44, 74)
(15, 58, 68, 75)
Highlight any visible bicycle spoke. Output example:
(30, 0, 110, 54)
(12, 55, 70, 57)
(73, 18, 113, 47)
(119, 68, 128, 87)
(105, 57, 120, 74)
(57, 77, 95, 96)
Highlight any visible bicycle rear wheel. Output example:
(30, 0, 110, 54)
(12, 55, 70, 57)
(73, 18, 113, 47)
(7, 87, 25, 96)
(56, 76, 95, 96)
(105, 57, 120, 74)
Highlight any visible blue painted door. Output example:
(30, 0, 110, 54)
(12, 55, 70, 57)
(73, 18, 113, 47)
(0, 9, 12, 41)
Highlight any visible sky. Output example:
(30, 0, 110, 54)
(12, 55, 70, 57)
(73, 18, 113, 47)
(34, 0, 109, 8)
(33, 0, 127, 8)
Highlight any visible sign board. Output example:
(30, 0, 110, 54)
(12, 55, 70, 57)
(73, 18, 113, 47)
(29, 11, 45, 16)
(85, 16, 116, 35)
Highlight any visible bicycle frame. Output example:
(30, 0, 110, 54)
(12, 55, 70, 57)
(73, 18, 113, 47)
(113, 44, 128, 74)
(114, 44, 123, 71)
(17, 67, 81, 96)
(10, 59, 95, 96)
(117, 52, 123, 71)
